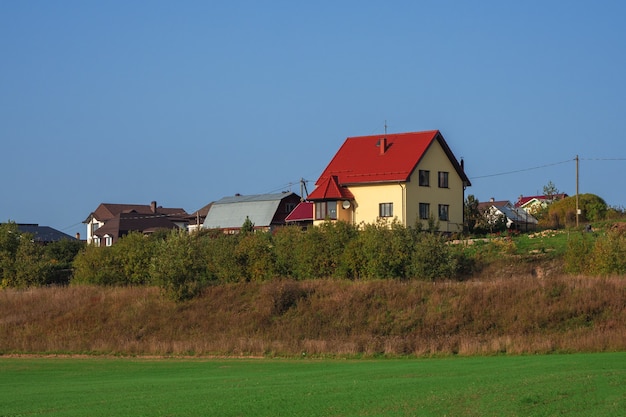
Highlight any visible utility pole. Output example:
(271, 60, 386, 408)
(300, 178, 308, 201)
(574, 155, 580, 228)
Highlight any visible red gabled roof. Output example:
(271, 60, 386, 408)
(307, 176, 355, 201)
(285, 201, 314, 222)
(312, 130, 470, 190)
(515, 194, 568, 207)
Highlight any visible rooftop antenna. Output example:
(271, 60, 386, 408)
(384, 120, 387, 135)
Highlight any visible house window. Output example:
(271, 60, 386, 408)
(419, 203, 430, 220)
(104, 235, 113, 247)
(285, 202, 296, 213)
(315, 201, 337, 220)
(91, 222, 100, 235)
(379, 202, 393, 218)
(419, 170, 430, 187)
(92, 237, 100, 247)
(438, 171, 449, 188)
(438, 204, 449, 221)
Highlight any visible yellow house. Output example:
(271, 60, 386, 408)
(307, 130, 471, 232)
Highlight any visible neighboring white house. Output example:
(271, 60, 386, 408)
(515, 194, 568, 213)
(478, 199, 538, 231)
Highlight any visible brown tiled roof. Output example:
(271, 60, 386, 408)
(93, 212, 184, 242)
(187, 202, 214, 225)
(84, 202, 187, 223)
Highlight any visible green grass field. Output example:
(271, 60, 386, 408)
(1, 353, 624, 416)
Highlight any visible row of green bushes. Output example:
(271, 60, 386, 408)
(72, 221, 473, 300)
(3, 220, 626, 301)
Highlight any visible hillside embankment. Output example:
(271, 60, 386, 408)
(1, 263, 625, 357)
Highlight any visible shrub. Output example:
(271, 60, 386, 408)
(549, 194, 608, 227)
(111, 232, 156, 285)
(272, 226, 304, 279)
(589, 229, 626, 275)
(409, 232, 458, 281)
(0, 222, 21, 287)
(297, 221, 358, 279)
(204, 233, 244, 283)
(43, 239, 84, 285)
(72, 245, 122, 285)
(353, 219, 413, 279)
(11, 236, 52, 288)
(151, 229, 212, 301)
(235, 232, 276, 282)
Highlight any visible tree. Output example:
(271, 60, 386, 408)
(151, 229, 212, 301)
(0, 222, 20, 285)
(482, 208, 507, 234)
(464, 195, 481, 234)
(44, 239, 84, 285)
(548, 193, 607, 226)
(241, 216, 255, 234)
(543, 180, 561, 201)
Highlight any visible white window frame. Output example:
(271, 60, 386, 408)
(379, 202, 393, 218)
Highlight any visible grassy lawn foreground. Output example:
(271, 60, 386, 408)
(0, 353, 624, 416)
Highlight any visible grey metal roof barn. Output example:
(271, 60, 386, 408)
(202, 192, 301, 231)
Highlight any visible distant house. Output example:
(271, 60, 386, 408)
(16, 224, 77, 244)
(478, 199, 538, 231)
(307, 130, 471, 232)
(515, 194, 568, 213)
(202, 192, 301, 233)
(83, 201, 188, 246)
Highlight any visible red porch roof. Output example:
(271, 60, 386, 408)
(307, 176, 355, 201)
(285, 201, 314, 222)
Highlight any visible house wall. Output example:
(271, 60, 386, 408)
(405, 140, 465, 233)
(85, 218, 104, 244)
(347, 183, 404, 226)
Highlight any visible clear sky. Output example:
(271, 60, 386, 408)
(2, 1, 625, 237)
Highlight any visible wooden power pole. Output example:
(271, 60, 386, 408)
(574, 155, 580, 227)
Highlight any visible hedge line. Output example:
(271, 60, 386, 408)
(72, 221, 473, 300)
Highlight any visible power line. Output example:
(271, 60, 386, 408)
(580, 157, 626, 161)
(470, 156, 626, 181)
(470, 159, 573, 180)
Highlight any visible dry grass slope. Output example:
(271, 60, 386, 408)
(1, 271, 625, 357)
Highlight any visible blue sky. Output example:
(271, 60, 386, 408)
(2, 1, 625, 237)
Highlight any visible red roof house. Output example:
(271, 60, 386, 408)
(307, 130, 470, 231)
